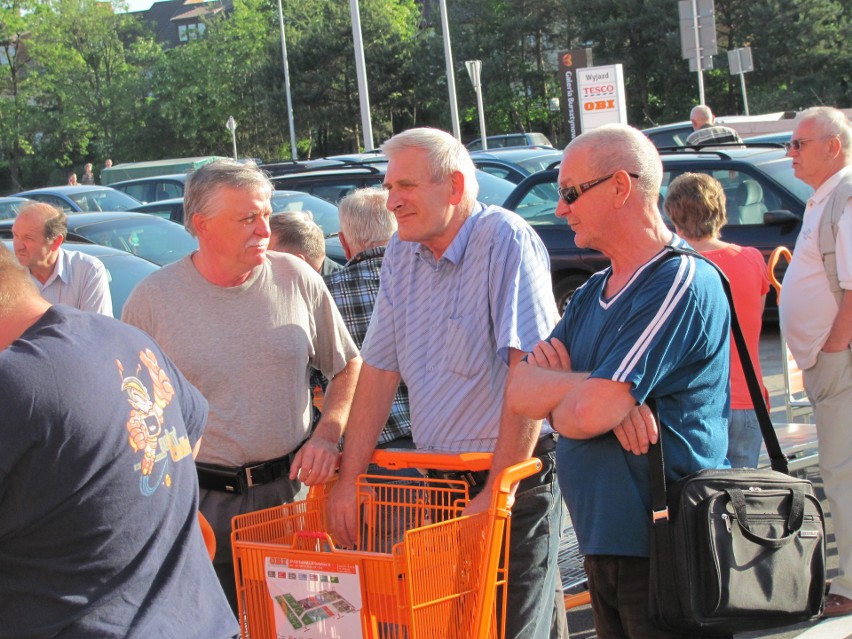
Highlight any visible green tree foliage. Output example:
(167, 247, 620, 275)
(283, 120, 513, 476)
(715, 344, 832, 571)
(1, 0, 850, 191)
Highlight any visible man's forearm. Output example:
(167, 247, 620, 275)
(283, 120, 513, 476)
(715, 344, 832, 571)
(337, 364, 400, 482)
(314, 356, 362, 443)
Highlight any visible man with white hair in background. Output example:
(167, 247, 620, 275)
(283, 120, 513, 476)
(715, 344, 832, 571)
(268, 211, 341, 277)
(779, 106, 852, 618)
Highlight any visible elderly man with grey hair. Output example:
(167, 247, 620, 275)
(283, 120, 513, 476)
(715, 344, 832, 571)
(268, 211, 341, 276)
(507, 124, 730, 638)
(122, 159, 361, 609)
(324, 187, 412, 449)
(685, 104, 742, 147)
(779, 106, 852, 618)
(327, 129, 568, 639)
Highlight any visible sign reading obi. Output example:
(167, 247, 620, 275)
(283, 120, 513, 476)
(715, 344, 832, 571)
(576, 64, 627, 132)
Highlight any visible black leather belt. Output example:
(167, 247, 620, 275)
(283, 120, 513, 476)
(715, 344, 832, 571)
(426, 433, 557, 487)
(196, 453, 294, 494)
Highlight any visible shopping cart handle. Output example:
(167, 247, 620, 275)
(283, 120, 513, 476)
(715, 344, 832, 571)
(768, 246, 792, 297)
(291, 531, 336, 552)
(492, 458, 542, 493)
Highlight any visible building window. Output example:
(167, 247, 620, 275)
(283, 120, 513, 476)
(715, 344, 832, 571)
(178, 22, 205, 42)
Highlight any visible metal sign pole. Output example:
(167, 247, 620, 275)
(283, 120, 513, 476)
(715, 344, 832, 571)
(439, 0, 461, 140)
(276, 0, 298, 160)
(691, 0, 705, 104)
(465, 60, 487, 149)
(350, 0, 374, 151)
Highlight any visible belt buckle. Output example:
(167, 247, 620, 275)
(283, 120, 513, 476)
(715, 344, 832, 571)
(244, 463, 262, 488)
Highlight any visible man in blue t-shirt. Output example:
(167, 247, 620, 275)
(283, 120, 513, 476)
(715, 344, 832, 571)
(507, 124, 730, 639)
(0, 243, 237, 638)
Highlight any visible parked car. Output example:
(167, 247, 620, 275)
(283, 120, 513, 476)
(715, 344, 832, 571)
(503, 144, 813, 311)
(465, 132, 554, 151)
(470, 148, 563, 184)
(270, 163, 516, 208)
(13, 186, 141, 213)
(110, 174, 188, 203)
(0, 196, 31, 219)
(2, 239, 158, 318)
(0, 211, 198, 266)
(131, 190, 345, 262)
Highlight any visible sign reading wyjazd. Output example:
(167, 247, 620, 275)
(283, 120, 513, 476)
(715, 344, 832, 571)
(576, 64, 628, 132)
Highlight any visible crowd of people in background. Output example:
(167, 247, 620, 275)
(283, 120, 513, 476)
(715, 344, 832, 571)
(2, 106, 851, 637)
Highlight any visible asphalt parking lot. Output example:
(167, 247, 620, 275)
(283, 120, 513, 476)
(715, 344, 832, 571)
(562, 324, 852, 638)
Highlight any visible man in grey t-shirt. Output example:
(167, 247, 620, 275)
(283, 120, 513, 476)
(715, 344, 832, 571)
(122, 159, 361, 608)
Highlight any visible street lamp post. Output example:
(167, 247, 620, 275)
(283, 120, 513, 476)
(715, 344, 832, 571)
(438, 0, 461, 140)
(276, 0, 298, 160)
(350, 0, 374, 151)
(465, 60, 486, 150)
(226, 116, 237, 160)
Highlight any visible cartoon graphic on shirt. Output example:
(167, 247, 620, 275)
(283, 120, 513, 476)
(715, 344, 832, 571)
(117, 348, 193, 495)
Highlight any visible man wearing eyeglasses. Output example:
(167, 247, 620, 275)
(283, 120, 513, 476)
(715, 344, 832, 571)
(779, 105, 852, 619)
(507, 124, 731, 638)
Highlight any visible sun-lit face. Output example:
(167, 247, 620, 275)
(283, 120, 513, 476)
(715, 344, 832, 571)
(11, 209, 61, 272)
(383, 147, 465, 257)
(555, 147, 612, 251)
(787, 120, 838, 189)
(193, 186, 272, 278)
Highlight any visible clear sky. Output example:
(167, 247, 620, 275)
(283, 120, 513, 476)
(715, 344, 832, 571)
(119, 0, 155, 12)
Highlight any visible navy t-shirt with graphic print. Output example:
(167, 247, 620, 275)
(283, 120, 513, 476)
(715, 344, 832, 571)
(0, 305, 238, 638)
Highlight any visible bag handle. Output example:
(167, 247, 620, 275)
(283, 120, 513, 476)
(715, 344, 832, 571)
(725, 487, 806, 548)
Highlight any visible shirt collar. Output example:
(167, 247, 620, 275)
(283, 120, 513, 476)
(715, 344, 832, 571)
(809, 165, 852, 207)
(415, 202, 482, 267)
(42, 247, 68, 287)
(345, 245, 386, 267)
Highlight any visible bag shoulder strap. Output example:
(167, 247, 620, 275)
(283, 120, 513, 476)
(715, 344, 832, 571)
(647, 245, 789, 515)
(818, 173, 852, 304)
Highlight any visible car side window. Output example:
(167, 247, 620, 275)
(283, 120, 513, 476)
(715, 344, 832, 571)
(510, 182, 559, 225)
(31, 194, 73, 213)
(660, 169, 771, 227)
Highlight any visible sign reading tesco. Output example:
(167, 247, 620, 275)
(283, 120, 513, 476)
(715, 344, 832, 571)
(576, 64, 627, 132)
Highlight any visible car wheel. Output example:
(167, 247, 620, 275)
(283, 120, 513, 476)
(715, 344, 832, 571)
(554, 273, 590, 314)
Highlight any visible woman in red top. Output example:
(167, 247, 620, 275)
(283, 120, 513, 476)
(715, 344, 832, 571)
(664, 172, 770, 468)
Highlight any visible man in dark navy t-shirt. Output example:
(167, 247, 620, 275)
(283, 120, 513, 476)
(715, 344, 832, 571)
(0, 243, 237, 639)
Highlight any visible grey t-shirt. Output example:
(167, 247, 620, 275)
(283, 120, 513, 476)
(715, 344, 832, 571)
(123, 252, 358, 466)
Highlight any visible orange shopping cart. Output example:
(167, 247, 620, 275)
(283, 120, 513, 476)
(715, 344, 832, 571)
(231, 450, 541, 639)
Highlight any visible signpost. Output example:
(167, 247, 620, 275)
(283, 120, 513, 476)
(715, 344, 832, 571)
(576, 64, 628, 132)
(557, 48, 593, 143)
(679, 0, 717, 104)
(728, 47, 754, 116)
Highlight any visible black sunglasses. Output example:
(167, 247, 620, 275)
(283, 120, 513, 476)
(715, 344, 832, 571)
(557, 172, 640, 205)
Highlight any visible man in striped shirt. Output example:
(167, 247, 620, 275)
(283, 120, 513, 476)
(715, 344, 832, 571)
(328, 128, 568, 639)
(507, 124, 730, 639)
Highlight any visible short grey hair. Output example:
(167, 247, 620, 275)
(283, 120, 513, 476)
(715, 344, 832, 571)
(338, 188, 397, 250)
(381, 127, 479, 212)
(269, 212, 325, 263)
(0, 242, 38, 312)
(183, 159, 273, 237)
(796, 106, 852, 160)
(564, 124, 663, 201)
(690, 105, 713, 124)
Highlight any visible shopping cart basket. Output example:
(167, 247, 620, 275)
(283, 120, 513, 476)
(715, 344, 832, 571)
(232, 450, 541, 639)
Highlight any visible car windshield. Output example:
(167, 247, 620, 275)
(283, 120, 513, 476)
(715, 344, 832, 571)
(475, 171, 516, 206)
(756, 156, 814, 204)
(272, 191, 341, 236)
(0, 199, 26, 219)
(68, 189, 141, 212)
(72, 217, 197, 265)
(515, 152, 563, 173)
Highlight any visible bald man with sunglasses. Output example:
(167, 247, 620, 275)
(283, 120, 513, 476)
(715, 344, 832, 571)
(507, 124, 731, 639)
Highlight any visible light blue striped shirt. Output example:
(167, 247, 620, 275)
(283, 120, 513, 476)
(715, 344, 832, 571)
(361, 202, 558, 451)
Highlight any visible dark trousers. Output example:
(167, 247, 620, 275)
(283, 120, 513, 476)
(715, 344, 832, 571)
(584, 555, 731, 639)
